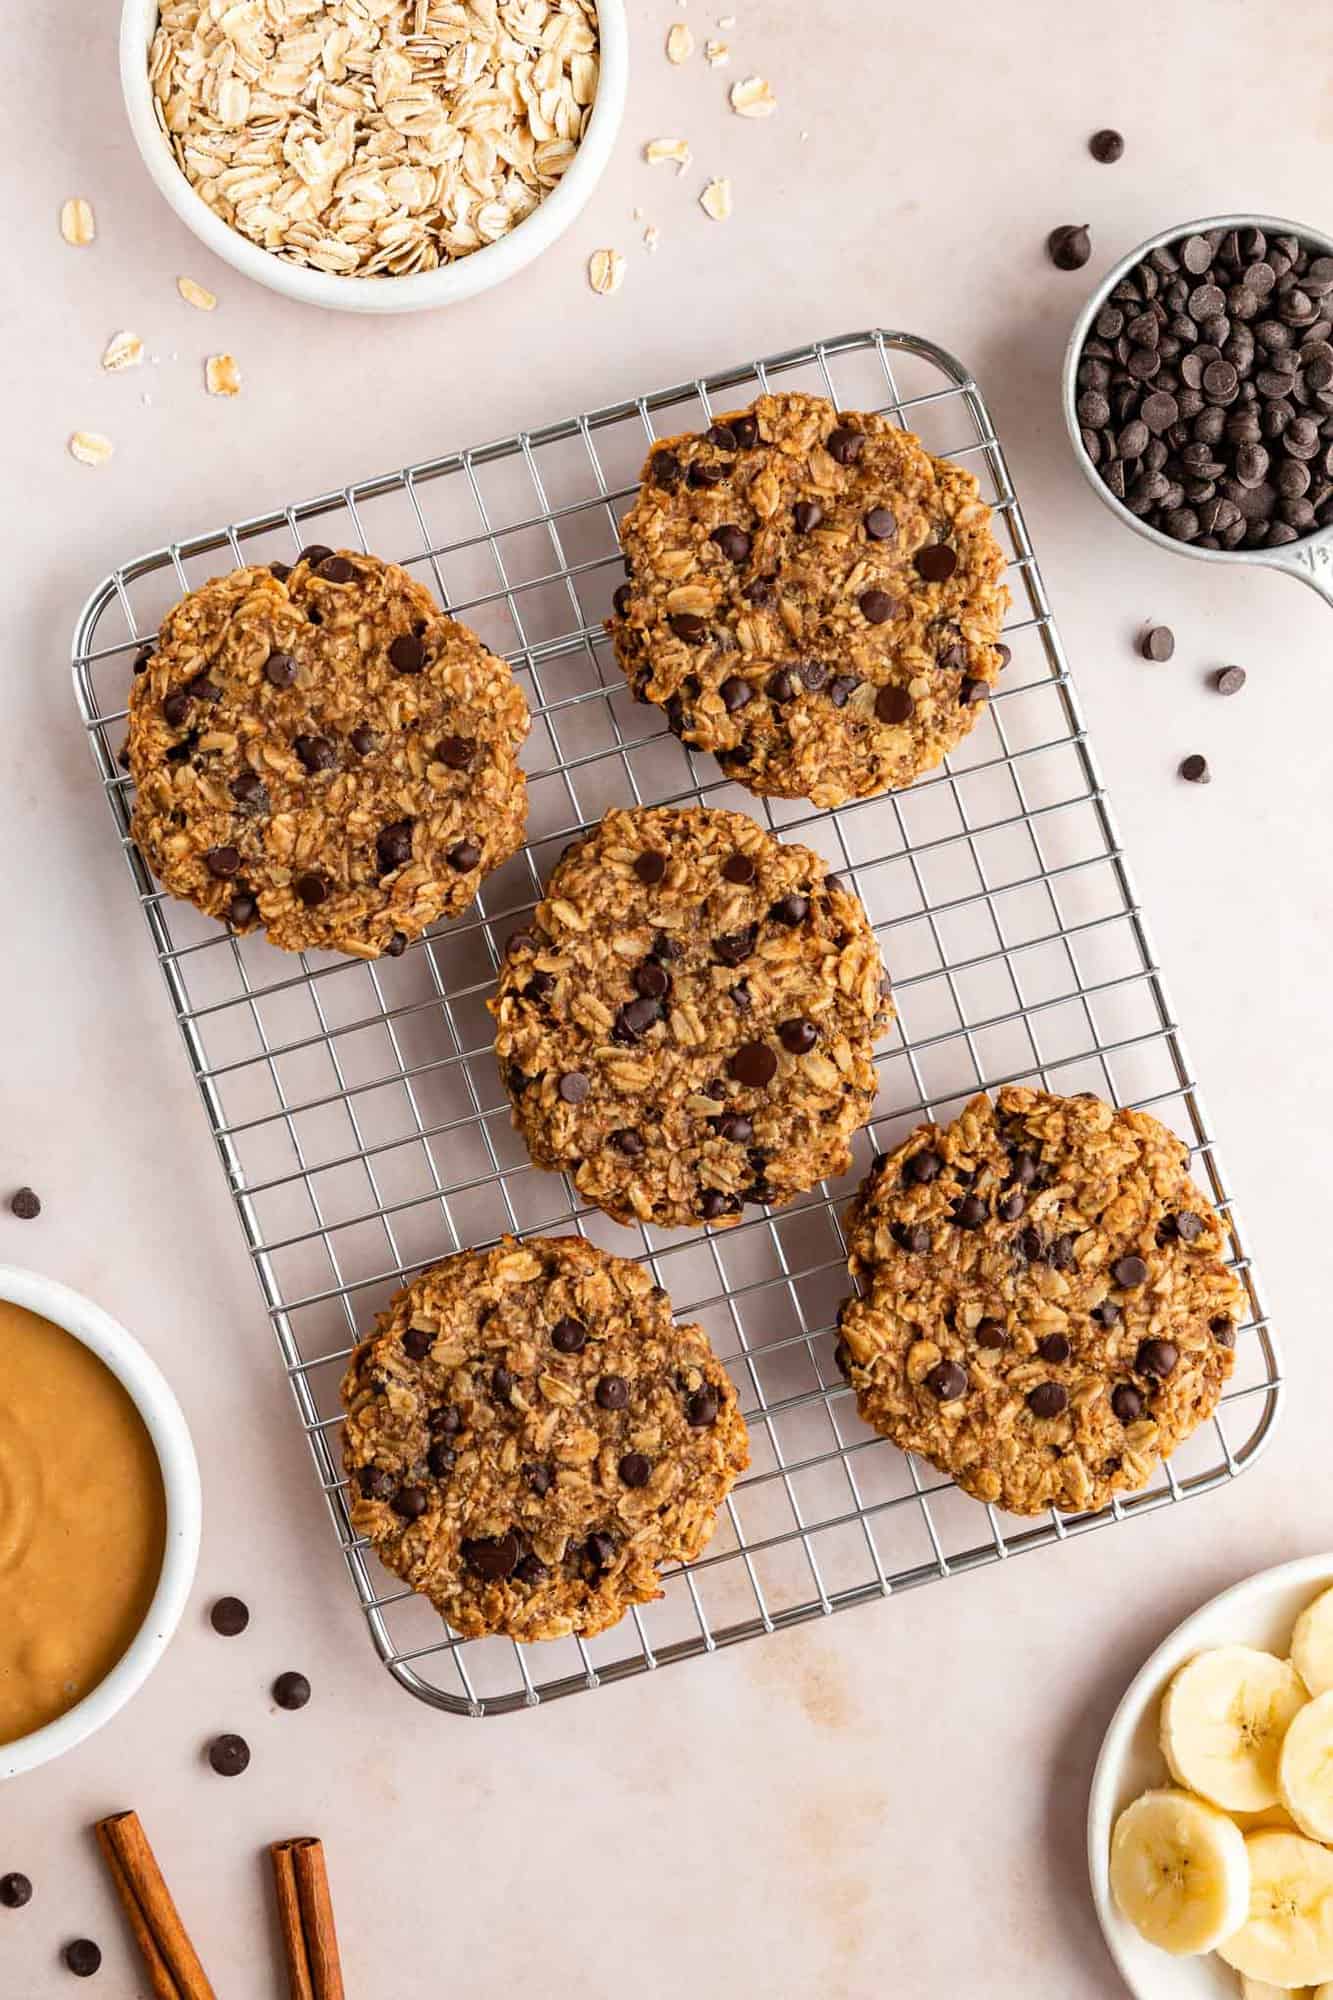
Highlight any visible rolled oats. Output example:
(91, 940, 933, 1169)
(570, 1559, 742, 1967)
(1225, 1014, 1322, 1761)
(838, 1088, 1243, 1517)
(204, 353, 241, 397)
(60, 197, 95, 246)
(491, 804, 892, 1230)
(730, 74, 776, 117)
(68, 432, 113, 467)
(101, 331, 145, 373)
(150, 0, 599, 279)
(665, 21, 695, 62)
(587, 247, 625, 295)
(644, 136, 692, 171)
(176, 275, 217, 311)
(704, 38, 730, 64)
(341, 1235, 749, 1641)
(699, 176, 732, 221)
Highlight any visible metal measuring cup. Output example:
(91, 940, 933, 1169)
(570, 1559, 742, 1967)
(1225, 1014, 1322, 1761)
(1061, 211, 1333, 608)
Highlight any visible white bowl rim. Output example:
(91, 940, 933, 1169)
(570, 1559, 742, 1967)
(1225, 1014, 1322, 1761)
(118, 0, 629, 314)
(1086, 1550, 1333, 1998)
(0, 1263, 201, 1780)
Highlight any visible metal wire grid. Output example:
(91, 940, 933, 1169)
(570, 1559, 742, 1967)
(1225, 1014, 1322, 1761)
(71, 329, 1281, 1718)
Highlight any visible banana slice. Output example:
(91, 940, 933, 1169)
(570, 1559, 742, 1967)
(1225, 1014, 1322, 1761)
(1293, 1587, 1333, 1698)
(1239, 1979, 1302, 2000)
(1280, 1691, 1333, 1843)
(1162, 1647, 1308, 1811)
(1110, 1787, 1251, 1955)
(1218, 1831, 1333, 1985)
(1234, 1806, 1301, 1835)
(1314, 1984, 1333, 1998)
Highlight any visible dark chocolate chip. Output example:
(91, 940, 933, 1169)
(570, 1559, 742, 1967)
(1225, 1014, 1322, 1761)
(584, 1531, 617, 1572)
(618, 1451, 652, 1488)
(297, 543, 333, 567)
(514, 1554, 548, 1587)
(1173, 1210, 1204, 1242)
(864, 506, 897, 541)
(713, 925, 757, 965)
(1136, 1337, 1179, 1377)
(952, 1194, 987, 1230)
(205, 845, 241, 879)
(975, 1318, 1007, 1349)
(732, 414, 760, 448)
(891, 1222, 932, 1254)
(769, 893, 809, 926)
(1037, 1333, 1072, 1363)
(610, 1127, 645, 1157)
(729, 1040, 777, 1087)
(317, 555, 355, 583)
(384, 931, 407, 958)
(1140, 626, 1175, 661)
(914, 543, 958, 582)
(1090, 1300, 1121, 1327)
(827, 424, 865, 465)
(634, 849, 667, 885)
(613, 583, 632, 617)
(1111, 1384, 1144, 1423)
(208, 1734, 250, 1778)
(596, 1374, 629, 1411)
(1112, 1255, 1149, 1287)
(462, 1533, 519, 1580)
(9, 1187, 41, 1220)
(859, 588, 897, 624)
(348, 725, 378, 757)
(778, 1017, 818, 1054)
(998, 1191, 1026, 1222)
(828, 673, 860, 707)
(718, 1111, 753, 1142)
(0, 1874, 32, 1909)
(720, 675, 752, 712)
(402, 1326, 435, 1361)
(376, 820, 413, 875)
(209, 1596, 249, 1637)
(447, 838, 481, 871)
(1026, 1381, 1069, 1418)
(163, 690, 191, 727)
(63, 1940, 103, 1977)
(652, 450, 682, 490)
(525, 1461, 553, 1496)
(388, 632, 426, 674)
(874, 684, 914, 725)
(434, 734, 474, 768)
(1089, 128, 1124, 164)
(1211, 1316, 1236, 1347)
(669, 612, 708, 643)
(551, 1317, 587, 1355)
(906, 1148, 943, 1184)
(294, 871, 329, 906)
(686, 1386, 720, 1427)
(792, 499, 823, 534)
(230, 771, 268, 808)
(392, 1484, 429, 1519)
(722, 852, 756, 884)
(1179, 753, 1211, 784)
(925, 1359, 968, 1401)
(356, 1465, 396, 1501)
(1213, 665, 1246, 695)
(688, 459, 725, 490)
(1048, 224, 1092, 271)
(272, 1671, 311, 1710)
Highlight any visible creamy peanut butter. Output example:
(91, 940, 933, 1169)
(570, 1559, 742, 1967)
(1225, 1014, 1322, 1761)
(0, 1301, 166, 1745)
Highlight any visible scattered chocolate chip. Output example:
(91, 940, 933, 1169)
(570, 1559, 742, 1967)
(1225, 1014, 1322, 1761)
(384, 931, 407, 958)
(376, 820, 413, 875)
(9, 1188, 41, 1221)
(596, 1374, 629, 1411)
(550, 1317, 588, 1356)
(686, 1387, 719, 1427)
(732, 414, 760, 448)
(874, 683, 914, 725)
(230, 771, 268, 809)
(914, 543, 958, 582)
(828, 673, 860, 707)
(210, 1596, 249, 1637)
(1213, 665, 1247, 696)
(722, 852, 756, 884)
(1111, 1383, 1144, 1422)
(402, 1326, 434, 1361)
(187, 675, 221, 703)
(298, 543, 333, 567)
(635, 850, 666, 885)
(688, 458, 725, 490)
(706, 423, 738, 451)
(264, 651, 297, 688)
(767, 668, 798, 701)
(514, 1554, 548, 1586)
(906, 1149, 944, 1184)
(1179, 753, 1211, 784)
(859, 588, 896, 624)
(273, 1671, 311, 1711)
(952, 1194, 987, 1230)
(1090, 1300, 1121, 1327)
(463, 1533, 519, 1580)
(357, 1465, 396, 1501)
(769, 893, 809, 926)
(348, 725, 378, 758)
(718, 1111, 753, 1142)
(162, 690, 191, 728)
(610, 1127, 645, 1157)
(651, 450, 682, 490)
(792, 499, 823, 534)
(729, 1040, 777, 1087)
(434, 734, 474, 769)
(392, 1484, 429, 1519)
(713, 926, 757, 966)
(317, 555, 355, 583)
(1027, 1381, 1069, 1418)
(388, 632, 425, 675)
(618, 1451, 652, 1488)
(1173, 1210, 1203, 1242)
(1211, 1315, 1236, 1347)
(0, 1874, 32, 1909)
(1048, 224, 1092, 271)
(720, 675, 752, 713)
(205, 845, 241, 879)
(975, 1318, 1007, 1349)
(63, 1940, 102, 1977)
(612, 583, 632, 617)
(1112, 1255, 1149, 1287)
(926, 1359, 968, 1401)
(1140, 626, 1175, 662)
(132, 644, 155, 674)
(1136, 1337, 1179, 1377)
(633, 961, 671, 1000)
(525, 1461, 553, 1496)
(864, 506, 897, 541)
(584, 1531, 617, 1573)
(998, 1191, 1026, 1222)
(208, 1734, 250, 1778)
(891, 1221, 932, 1254)
(426, 1440, 455, 1478)
(294, 871, 329, 907)
(447, 838, 481, 871)
(669, 611, 708, 642)
(615, 996, 662, 1041)
(1089, 128, 1124, 164)
(700, 1189, 734, 1221)
(1037, 1333, 1072, 1363)
(778, 1017, 818, 1054)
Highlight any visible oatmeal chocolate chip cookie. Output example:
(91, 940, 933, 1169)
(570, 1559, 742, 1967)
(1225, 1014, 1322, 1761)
(341, 1235, 749, 1642)
(837, 1088, 1243, 1516)
(127, 550, 529, 957)
(490, 805, 893, 1230)
(608, 392, 1010, 808)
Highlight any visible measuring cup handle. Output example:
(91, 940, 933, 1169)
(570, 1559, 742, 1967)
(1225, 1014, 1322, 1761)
(1267, 525, 1333, 609)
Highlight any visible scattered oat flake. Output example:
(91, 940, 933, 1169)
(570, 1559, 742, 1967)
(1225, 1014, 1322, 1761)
(700, 177, 732, 222)
(205, 353, 242, 397)
(705, 38, 730, 64)
(730, 75, 777, 117)
(587, 248, 626, 296)
(644, 224, 660, 252)
(177, 276, 216, 311)
(644, 137, 692, 171)
(666, 22, 694, 62)
(60, 198, 95, 246)
(718, 14, 736, 24)
(69, 432, 113, 467)
(101, 331, 144, 373)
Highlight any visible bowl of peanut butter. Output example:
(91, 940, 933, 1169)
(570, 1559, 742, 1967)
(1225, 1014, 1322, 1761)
(0, 1267, 200, 1778)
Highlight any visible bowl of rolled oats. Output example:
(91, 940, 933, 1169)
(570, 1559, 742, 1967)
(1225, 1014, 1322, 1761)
(120, 0, 627, 312)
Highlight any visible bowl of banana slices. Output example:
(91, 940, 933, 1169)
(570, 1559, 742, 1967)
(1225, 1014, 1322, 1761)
(1089, 1554, 1333, 1999)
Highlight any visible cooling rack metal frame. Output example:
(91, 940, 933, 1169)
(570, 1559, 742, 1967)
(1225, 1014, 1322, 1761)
(71, 329, 1282, 1718)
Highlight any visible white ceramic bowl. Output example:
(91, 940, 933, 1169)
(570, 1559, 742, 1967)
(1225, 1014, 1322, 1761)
(119, 0, 628, 314)
(1087, 1552, 1333, 1999)
(0, 1265, 201, 1780)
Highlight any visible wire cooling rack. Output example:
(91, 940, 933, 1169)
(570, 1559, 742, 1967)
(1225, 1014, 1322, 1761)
(72, 329, 1281, 1718)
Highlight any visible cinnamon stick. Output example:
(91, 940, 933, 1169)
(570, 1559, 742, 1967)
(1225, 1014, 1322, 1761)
(93, 1812, 216, 2000)
(270, 1838, 345, 2000)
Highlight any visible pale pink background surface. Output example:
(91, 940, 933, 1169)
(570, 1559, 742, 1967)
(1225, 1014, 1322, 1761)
(3, 2, 1333, 1994)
